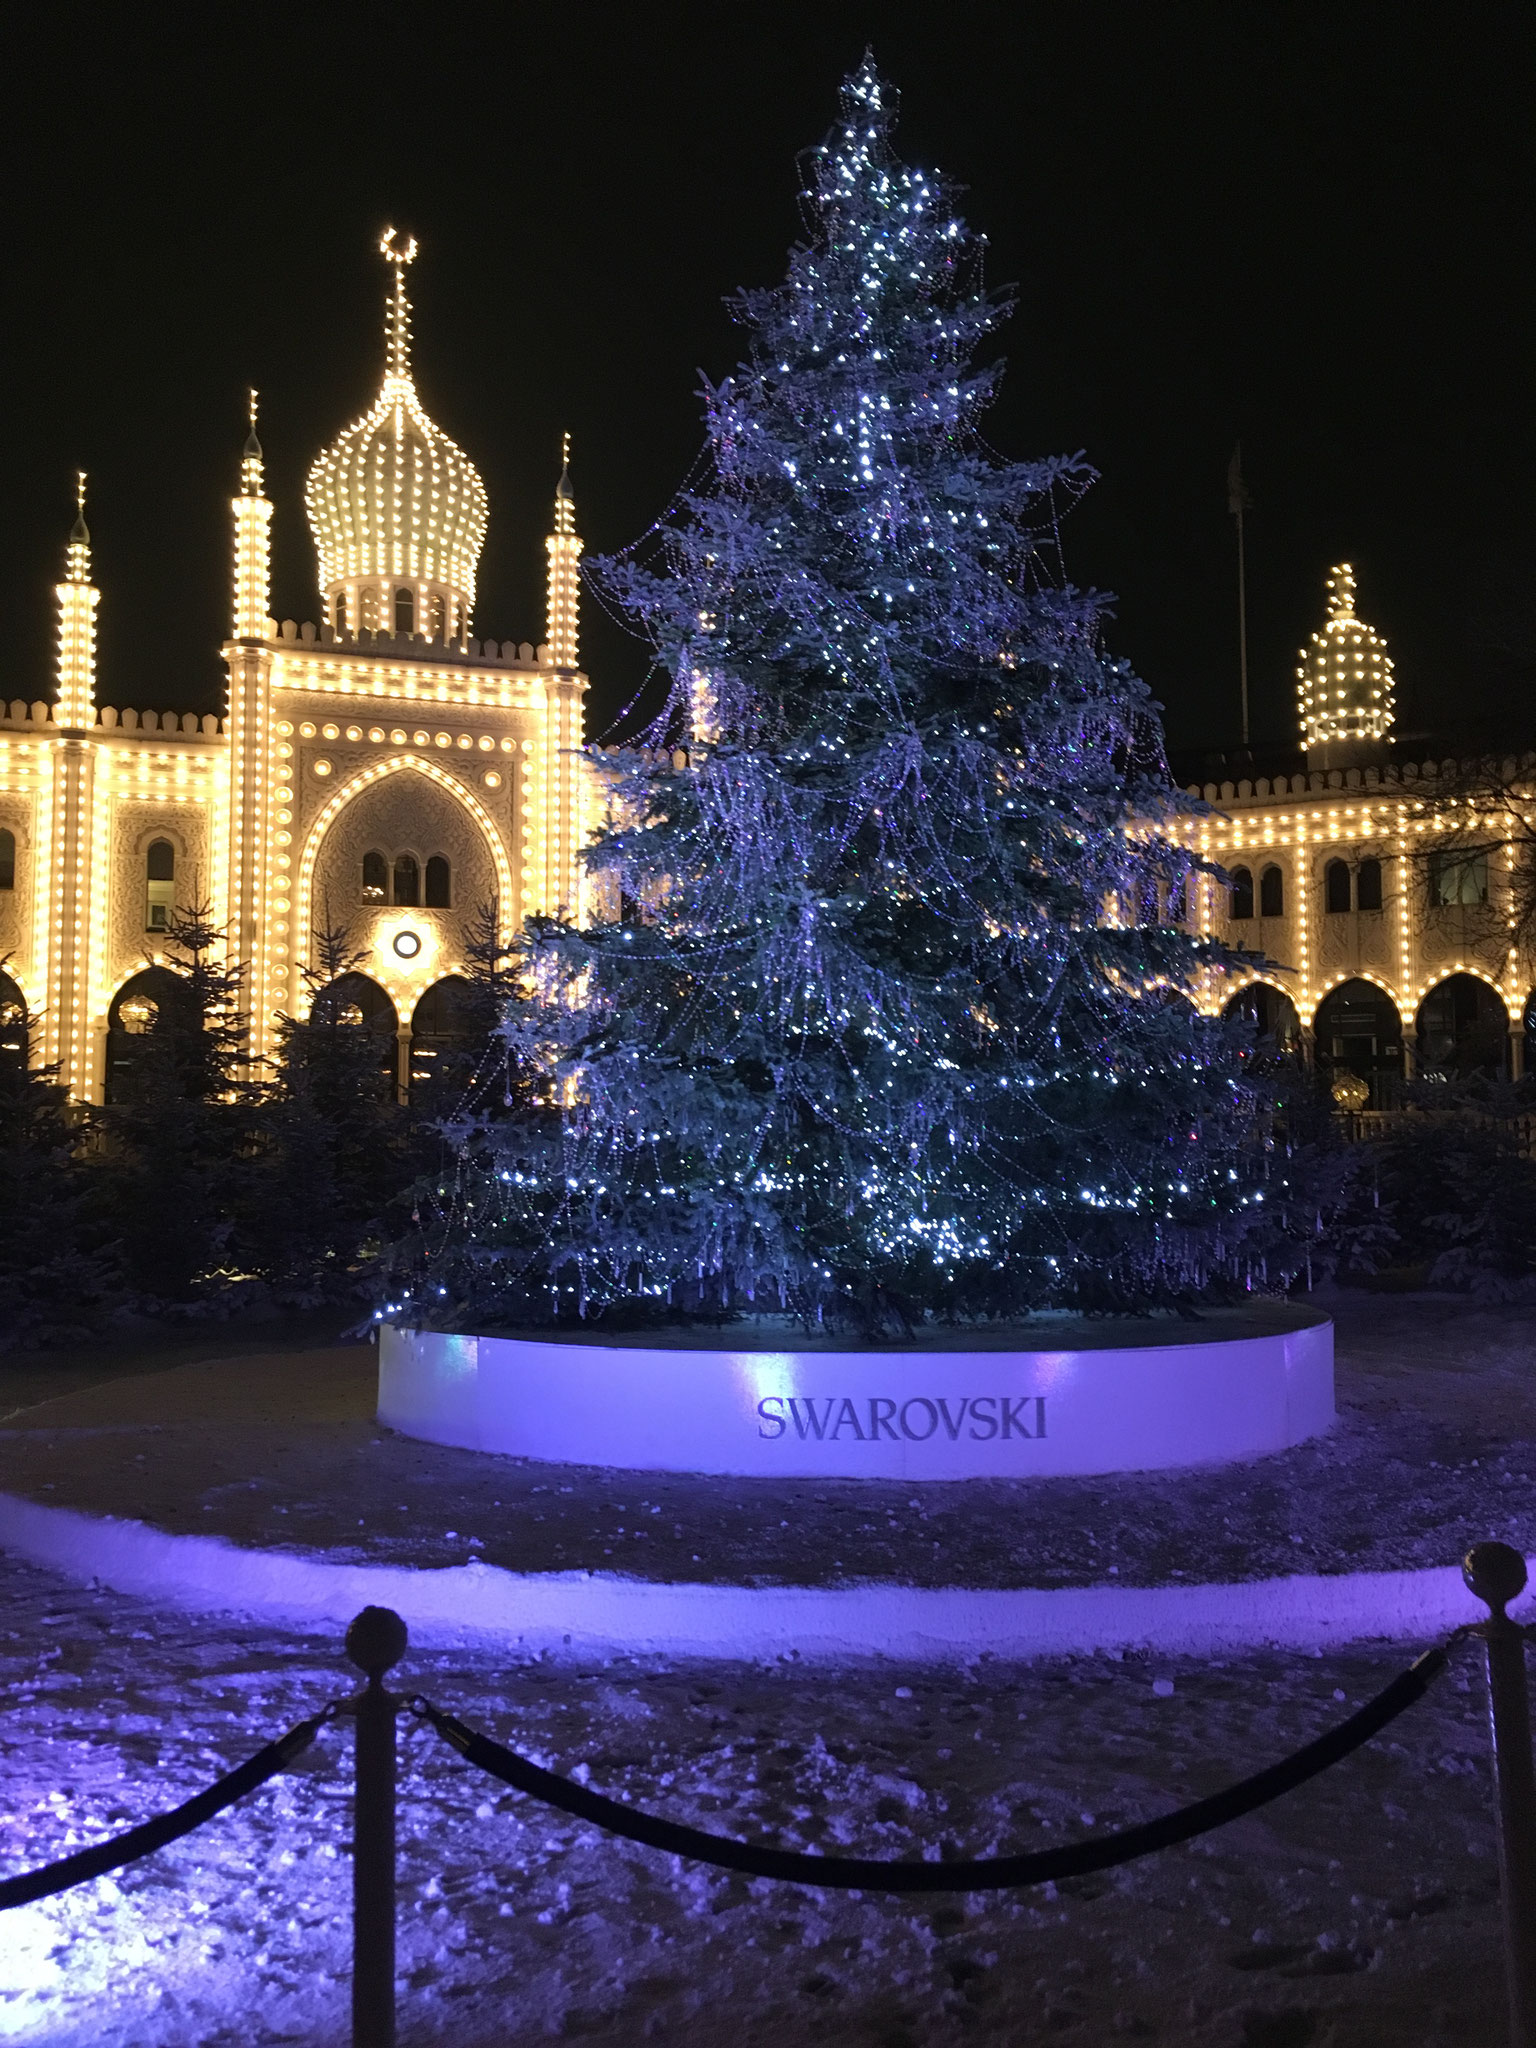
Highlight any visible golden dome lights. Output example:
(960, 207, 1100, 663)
(305, 230, 489, 644)
(1296, 561, 1395, 758)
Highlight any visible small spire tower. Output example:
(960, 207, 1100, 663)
(1297, 561, 1395, 766)
(545, 433, 581, 670)
(232, 389, 273, 638)
(55, 472, 99, 729)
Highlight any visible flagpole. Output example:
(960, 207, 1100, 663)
(1227, 444, 1253, 749)
(1236, 498, 1250, 747)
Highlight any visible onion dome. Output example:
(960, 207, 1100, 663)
(1296, 562, 1395, 757)
(305, 230, 488, 640)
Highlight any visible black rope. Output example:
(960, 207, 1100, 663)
(414, 1644, 1447, 1894)
(0, 1707, 335, 1911)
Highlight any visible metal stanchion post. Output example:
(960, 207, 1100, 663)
(346, 1606, 409, 2048)
(1465, 1543, 1536, 2048)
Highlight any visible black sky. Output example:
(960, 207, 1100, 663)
(3, 3, 1532, 762)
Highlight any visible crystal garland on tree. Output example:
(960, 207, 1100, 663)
(386, 58, 1296, 1334)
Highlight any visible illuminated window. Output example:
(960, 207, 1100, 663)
(1429, 853, 1488, 907)
(0, 828, 14, 891)
(1229, 865, 1254, 920)
(393, 852, 420, 906)
(362, 849, 388, 901)
(334, 592, 348, 636)
(424, 854, 451, 907)
(1325, 859, 1351, 914)
(1357, 857, 1383, 912)
(145, 839, 175, 931)
(1259, 864, 1284, 918)
(394, 587, 415, 634)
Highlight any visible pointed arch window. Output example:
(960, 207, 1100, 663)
(145, 839, 175, 931)
(1259, 865, 1284, 918)
(394, 588, 414, 634)
(1357, 857, 1383, 912)
(424, 855, 451, 908)
(1229, 865, 1254, 920)
(362, 849, 388, 901)
(0, 827, 14, 892)
(393, 853, 420, 907)
(334, 592, 348, 637)
(1325, 859, 1351, 913)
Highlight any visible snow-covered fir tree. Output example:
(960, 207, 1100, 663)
(390, 59, 1282, 1333)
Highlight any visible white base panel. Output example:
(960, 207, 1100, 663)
(379, 1318, 1335, 1479)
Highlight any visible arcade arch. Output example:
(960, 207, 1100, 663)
(1312, 977, 1403, 1109)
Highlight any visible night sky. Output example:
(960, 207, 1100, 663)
(4, 5, 1532, 766)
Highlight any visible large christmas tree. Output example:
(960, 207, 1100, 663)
(394, 59, 1276, 1334)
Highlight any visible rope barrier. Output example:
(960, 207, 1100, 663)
(0, 1705, 336, 1911)
(410, 1640, 1449, 1895)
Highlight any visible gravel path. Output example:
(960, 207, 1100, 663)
(0, 1292, 1531, 1589)
(0, 1553, 1502, 2047)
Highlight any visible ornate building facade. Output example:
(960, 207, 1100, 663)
(0, 232, 590, 1101)
(1185, 563, 1526, 1107)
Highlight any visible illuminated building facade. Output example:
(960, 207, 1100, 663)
(1186, 563, 1526, 1106)
(0, 233, 589, 1101)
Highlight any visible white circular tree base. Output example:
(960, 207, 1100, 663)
(378, 1312, 1333, 1479)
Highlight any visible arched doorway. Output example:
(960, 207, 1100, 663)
(1416, 974, 1509, 1079)
(1222, 982, 1301, 1056)
(1313, 979, 1403, 1110)
(309, 973, 398, 1099)
(409, 976, 479, 1099)
(0, 973, 28, 1076)
(105, 967, 195, 1105)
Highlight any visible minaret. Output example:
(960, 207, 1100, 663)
(55, 472, 98, 729)
(45, 475, 101, 1092)
(545, 433, 581, 670)
(541, 436, 588, 917)
(232, 389, 273, 638)
(1296, 561, 1394, 769)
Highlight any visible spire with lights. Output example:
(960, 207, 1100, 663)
(1297, 561, 1395, 762)
(232, 389, 273, 638)
(545, 432, 581, 669)
(305, 230, 488, 641)
(55, 471, 99, 728)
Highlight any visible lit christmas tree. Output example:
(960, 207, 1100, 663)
(394, 59, 1278, 1332)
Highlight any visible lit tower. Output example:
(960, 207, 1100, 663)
(232, 389, 272, 638)
(55, 472, 98, 729)
(545, 433, 581, 668)
(45, 474, 101, 1090)
(305, 229, 488, 642)
(542, 436, 587, 916)
(224, 393, 279, 1063)
(1296, 561, 1395, 769)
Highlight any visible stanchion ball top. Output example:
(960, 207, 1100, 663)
(1463, 1541, 1529, 1617)
(347, 1605, 409, 1676)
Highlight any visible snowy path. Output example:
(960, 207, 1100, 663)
(0, 1553, 1504, 2046)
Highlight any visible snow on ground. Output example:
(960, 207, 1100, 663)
(0, 1553, 1506, 2047)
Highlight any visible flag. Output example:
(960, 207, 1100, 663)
(1227, 444, 1252, 517)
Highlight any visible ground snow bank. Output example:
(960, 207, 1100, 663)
(0, 1489, 1525, 1659)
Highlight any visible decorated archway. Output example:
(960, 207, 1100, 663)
(1415, 972, 1511, 1079)
(1312, 978, 1404, 1110)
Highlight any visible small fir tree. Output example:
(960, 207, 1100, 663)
(0, 973, 120, 1346)
(396, 61, 1279, 1333)
(94, 899, 259, 1303)
(247, 914, 407, 1297)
